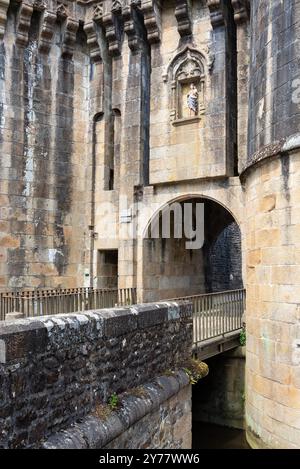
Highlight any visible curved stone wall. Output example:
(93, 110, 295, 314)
(245, 0, 300, 449)
(245, 152, 300, 449)
(248, 0, 300, 163)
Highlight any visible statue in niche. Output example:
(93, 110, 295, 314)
(163, 46, 206, 122)
(187, 83, 199, 117)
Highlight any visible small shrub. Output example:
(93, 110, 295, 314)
(108, 392, 119, 410)
(240, 327, 246, 346)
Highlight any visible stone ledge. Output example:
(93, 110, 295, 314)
(172, 116, 201, 126)
(241, 132, 300, 178)
(41, 370, 190, 449)
(282, 133, 300, 153)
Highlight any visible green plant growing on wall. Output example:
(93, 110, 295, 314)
(125, 297, 131, 305)
(108, 392, 119, 410)
(183, 358, 209, 385)
(239, 326, 246, 346)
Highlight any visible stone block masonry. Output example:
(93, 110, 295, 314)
(0, 5, 91, 290)
(0, 300, 193, 449)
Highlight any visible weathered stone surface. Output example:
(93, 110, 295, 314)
(245, 151, 300, 449)
(0, 320, 48, 363)
(247, 0, 300, 162)
(42, 371, 191, 449)
(243, 9, 300, 440)
(0, 0, 299, 452)
(0, 0, 246, 293)
(0, 301, 192, 448)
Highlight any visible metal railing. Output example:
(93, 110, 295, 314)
(171, 289, 245, 348)
(0, 287, 137, 320)
(0, 286, 245, 348)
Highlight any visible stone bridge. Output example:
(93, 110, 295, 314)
(0, 291, 247, 449)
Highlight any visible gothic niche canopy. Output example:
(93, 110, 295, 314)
(163, 47, 206, 123)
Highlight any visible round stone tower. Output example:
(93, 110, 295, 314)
(244, 0, 300, 448)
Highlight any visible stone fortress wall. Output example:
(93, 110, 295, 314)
(0, 0, 248, 292)
(0, 0, 92, 289)
(244, 0, 300, 449)
(0, 0, 299, 449)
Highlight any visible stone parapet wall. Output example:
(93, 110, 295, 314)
(0, 300, 192, 448)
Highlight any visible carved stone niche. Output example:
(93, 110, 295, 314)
(163, 47, 206, 124)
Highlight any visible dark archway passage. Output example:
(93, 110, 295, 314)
(143, 197, 243, 302)
(203, 200, 242, 293)
(192, 350, 248, 449)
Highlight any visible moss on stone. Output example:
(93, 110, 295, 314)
(183, 358, 209, 384)
(93, 403, 112, 421)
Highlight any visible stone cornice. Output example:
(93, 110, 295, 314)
(141, 0, 161, 44)
(42, 370, 192, 449)
(207, 0, 224, 28)
(38, 9, 56, 53)
(61, 16, 79, 57)
(240, 134, 300, 178)
(84, 19, 102, 62)
(0, 0, 9, 40)
(16, 2, 33, 47)
(175, 0, 192, 37)
(231, 0, 250, 25)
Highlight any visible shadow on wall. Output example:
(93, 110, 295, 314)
(143, 197, 243, 301)
(205, 221, 243, 292)
(192, 349, 246, 433)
